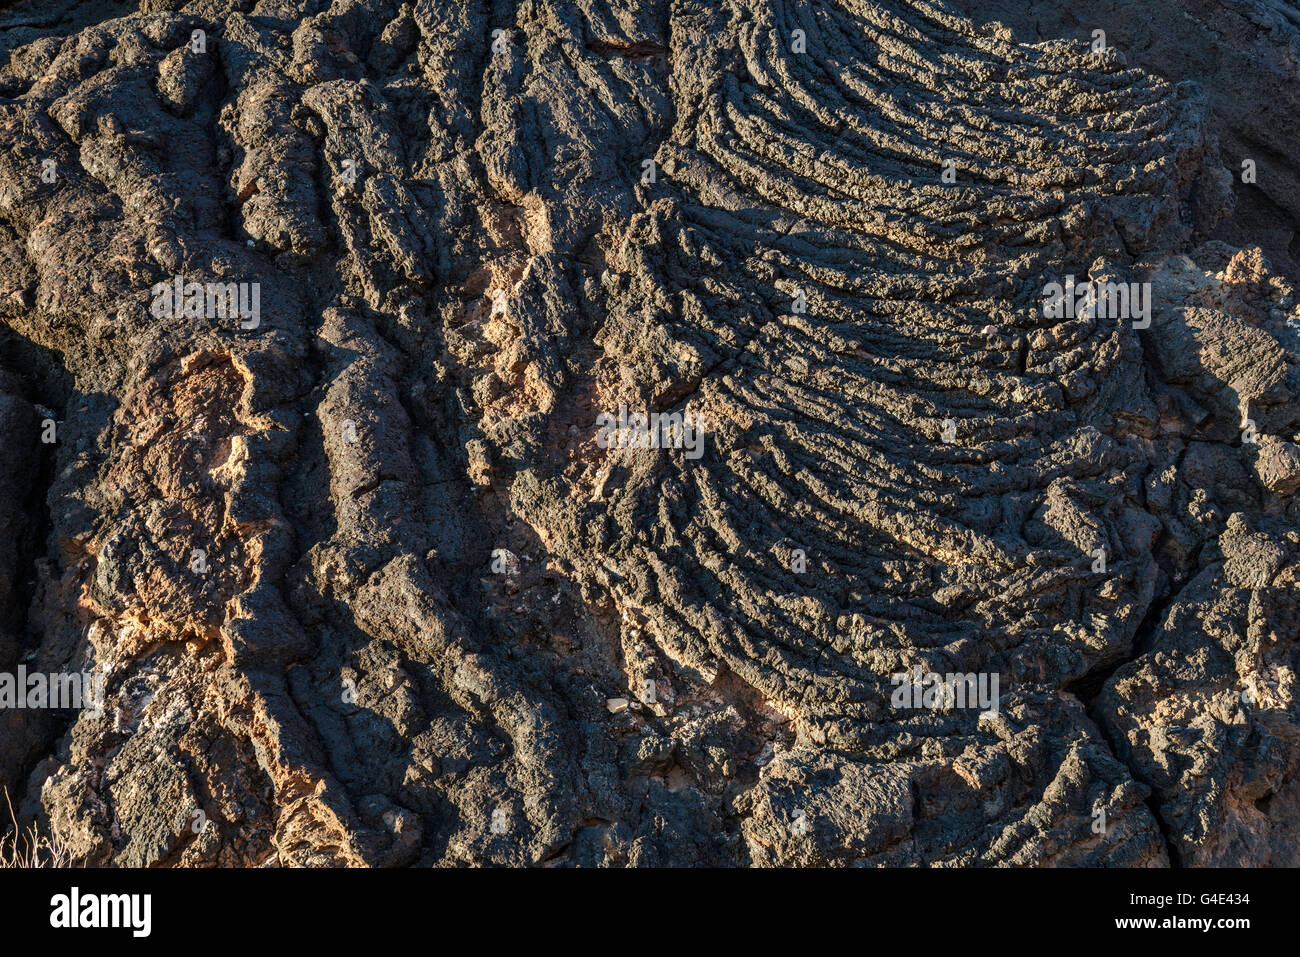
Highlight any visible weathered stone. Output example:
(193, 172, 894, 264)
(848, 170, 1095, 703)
(0, 0, 1296, 868)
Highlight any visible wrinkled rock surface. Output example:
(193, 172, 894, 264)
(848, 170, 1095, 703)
(0, 0, 1296, 866)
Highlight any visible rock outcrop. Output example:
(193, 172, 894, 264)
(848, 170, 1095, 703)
(0, 0, 1296, 866)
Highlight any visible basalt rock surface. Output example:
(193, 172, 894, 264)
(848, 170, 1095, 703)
(0, 0, 1296, 867)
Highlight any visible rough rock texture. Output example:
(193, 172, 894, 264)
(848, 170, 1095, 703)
(948, 0, 1300, 281)
(0, 0, 1295, 867)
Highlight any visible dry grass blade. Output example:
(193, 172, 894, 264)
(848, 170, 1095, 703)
(0, 787, 80, 869)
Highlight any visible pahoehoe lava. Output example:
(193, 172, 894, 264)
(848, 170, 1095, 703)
(0, 0, 1297, 867)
